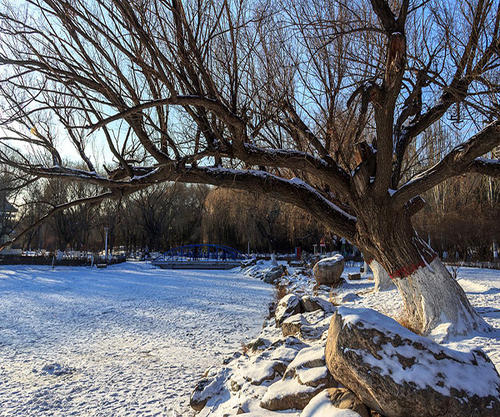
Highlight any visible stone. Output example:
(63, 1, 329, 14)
(241, 359, 287, 385)
(260, 378, 325, 411)
(313, 255, 344, 287)
(282, 314, 306, 337)
(327, 388, 370, 417)
(347, 272, 361, 280)
(301, 389, 366, 417)
(190, 367, 230, 411)
(263, 265, 286, 283)
(275, 294, 302, 326)
(284, 345, 326, 378)
(325, 306, 500, 417)
(301, 295, 335, 313)
(340, 292, 361, 303)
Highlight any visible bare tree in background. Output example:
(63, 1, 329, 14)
(0, 0, 499, 338)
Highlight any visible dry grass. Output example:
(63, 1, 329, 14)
(241, 342, 250, 355)
(266, 283, 289, 319)
(395, 314, 422, 335)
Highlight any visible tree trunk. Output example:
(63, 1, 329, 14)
(369, 259, 394, 291)
(357, 207, 490, 341)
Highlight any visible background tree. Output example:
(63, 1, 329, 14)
(0, 0, 499, 338)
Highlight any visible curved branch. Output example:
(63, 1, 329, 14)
(467, 157, 500, 178)
(392, 120, 500, 205)
(0, 192, 114, 251)
(86, 95, 245, 134)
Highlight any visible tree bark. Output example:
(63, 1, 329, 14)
(369, 259, 394, 291)
(357, 205, 490, 340)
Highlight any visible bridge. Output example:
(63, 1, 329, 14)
(152, 244, 246, 270)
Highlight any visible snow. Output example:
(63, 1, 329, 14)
(315, 254, 344, 267)
(339, 306, 500, 397)
(1, 260, 499, 416)
(300, 390, 362, 417)
(0, 263, 272, 416)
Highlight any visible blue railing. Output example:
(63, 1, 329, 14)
(154, 244, 245, 263)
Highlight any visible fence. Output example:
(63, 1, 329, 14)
(0, 254, 126, 266)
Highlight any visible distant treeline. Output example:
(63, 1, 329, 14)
(2, 171, 499, 260)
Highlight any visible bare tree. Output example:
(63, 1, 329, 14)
(0, 0, 499, 338)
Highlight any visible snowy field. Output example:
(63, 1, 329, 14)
(0, 263, 273, 416)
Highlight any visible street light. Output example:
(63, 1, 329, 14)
(104, 227, 109, 263)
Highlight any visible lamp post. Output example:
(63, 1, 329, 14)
(104, 227, 109, 263)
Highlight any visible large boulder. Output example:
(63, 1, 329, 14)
(325, 306, 500, 417)
(313, 255, 344, 287)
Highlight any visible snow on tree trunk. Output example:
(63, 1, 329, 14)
(357, 208, 490, 340)
(390, 254, 490, 341)
(369, 259, 394, 291)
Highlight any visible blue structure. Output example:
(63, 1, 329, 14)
(152, 244, 245, 269)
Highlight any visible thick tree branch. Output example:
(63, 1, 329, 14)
(0, 191, 114, 251)
(467, 157, 500, 178)
(392, 121, 500, 205)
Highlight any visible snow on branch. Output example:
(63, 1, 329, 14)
(169, 166, 358, 240)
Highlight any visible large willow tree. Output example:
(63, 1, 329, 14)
(0, 0, 499, 339)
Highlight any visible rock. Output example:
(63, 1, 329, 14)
(260, 378, 325, 411)
(296, 365, 335, 387)
(282, 314, 306, 337)
(325, 306, 500, 417)
(283, 345, 337, 388)
(347, 272, 361, 280)
(284, 345, 326, 377)
(301, 389, 365, 417)
(263, 265, 286, 283)
(190, 367, 230, 411)
(275, 294, 302, 326)
(313, 255, 344, 287)
(301, 295, 335, 313)
(245, 337, 270, 353)
(241, 359, 287, 385)
(327, 388, 370, 417)
(340, 292, 361, 303)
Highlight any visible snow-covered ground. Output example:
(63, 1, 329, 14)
(0, 263, 272, 416)
(192, 262, 500, 416)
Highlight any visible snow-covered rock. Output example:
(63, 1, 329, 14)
(282, 314, 307, 337)
(340, 292, 361, 303)
(300, 389, 368, 417)
(260, 378, 325, 411)
(300, 295, 335, 313)
(325, 306, 500, 417)
(313, 255, 344, 287)
(264, 265, 287, 284)
(284, 345, 326, 376)
(276, 294, 302, 326)
(190, 367, 231, 411)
